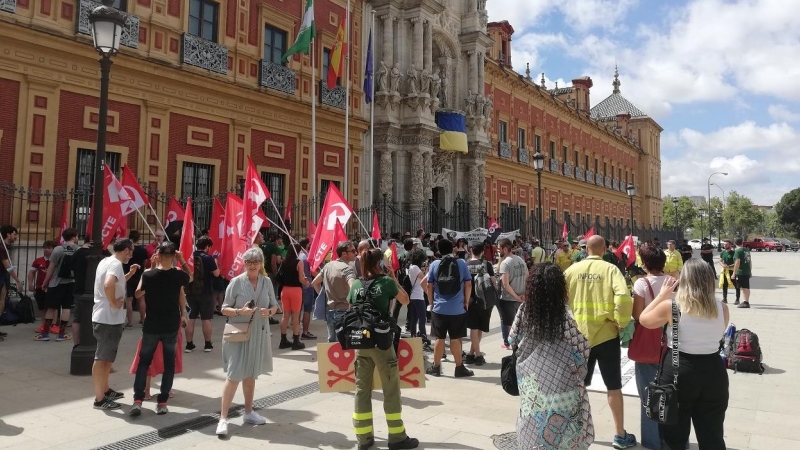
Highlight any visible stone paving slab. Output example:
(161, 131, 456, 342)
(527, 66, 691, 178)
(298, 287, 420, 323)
(0, 250, 797, 449)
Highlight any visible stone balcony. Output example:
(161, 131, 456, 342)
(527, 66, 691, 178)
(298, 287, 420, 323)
(181, 33, 228, 75)
(259, 60, 295, 95)
(319, 81, 346, 110)
(563, 162, 572, 178)
(595, 173, 603, 185)
(575, 167, 584, 180)
(550, 159, 559, 172)
(76, 0, 139, 49)
(0, 0, 16, 13)
(586, 170, 593, 183)
(498, 141, 511, 158)
(517, 147, 529, 164)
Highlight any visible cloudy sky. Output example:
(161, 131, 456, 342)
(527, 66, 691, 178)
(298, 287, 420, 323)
(486, 0, 800, 206)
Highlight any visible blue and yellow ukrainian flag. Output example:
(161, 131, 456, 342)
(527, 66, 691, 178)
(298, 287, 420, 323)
(436, 112, 468, 153)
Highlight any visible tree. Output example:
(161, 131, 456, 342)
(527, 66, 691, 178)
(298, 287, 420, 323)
(723, 191, 763, 238)
(662, 196, 698, 234)
(763, 212, 789, 238)
(775, 188, 800, 238)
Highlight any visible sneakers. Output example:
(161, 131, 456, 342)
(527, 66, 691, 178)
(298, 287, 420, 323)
(291, 339, 306, 350)
(738, 302, 751, 308)
(155, 403, 168, 415)
(129, 401, 142, 417)
(93, 398, 121, 410)
(464, 353, 477, 364)
(500, 343, 510, 350)
(56, 334, 71, 342)
(734, 300, 740, 305)
(279, 337, 292, 349)
(358, 437, 375, 450)
(34, 333, 50, 341)
(204, 341, 213, 352)
(105, 389, 125, 400)
(474, 355, 486, 366)
(300, 332, 317, 340)
(454, 365, 474, 378)
(612, 431, 637, 449)
(388, 437, 419, 450)
(185, 342, 196, 353)
(426, 364, 441, 377)
(243, 411, 267, 425)
(216, 419, 229, 436)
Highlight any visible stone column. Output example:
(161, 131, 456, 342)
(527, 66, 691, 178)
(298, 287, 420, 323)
(477, 163, 486, 213)
(467, 50, 478, 93)
(478, 52, 485, 94)
(424, 20, 432, 71)
(379, 148, 394, 200)
(423, 151, 433, 199)
(382, 14, 393, 66)
(410, 151, 425, 205)
(412, 17, 424, 69)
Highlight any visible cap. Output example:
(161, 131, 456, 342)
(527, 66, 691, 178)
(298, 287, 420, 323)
(572, 239, 580, 244)
(403, 231, 412, 238)
(579, 239, 587, 247)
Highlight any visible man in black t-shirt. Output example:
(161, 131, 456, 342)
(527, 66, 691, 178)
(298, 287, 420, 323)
(464, 242, 495, 366)
(679, 239, 693, 262)
(123, 231, 149, 327)
(185, 236, 220, 353)
(700, 238, 716, 277)
(130, 241, 190, 417)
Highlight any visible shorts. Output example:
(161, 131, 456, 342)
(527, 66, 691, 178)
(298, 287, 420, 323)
(302, 287, 315, 313)
(584, 336, 622, 390)
(187, 293, 214, 320)
(736, 275, 751, 289)
(45, 283, 75, 310)
(92, 322, 124, 362)
(467, 298, 492, 332)
(281, 286, 303, 313)
(497, 300, 520, 326)
(126, 276, 141, 298)
(430, 312, 468, 340)
(34, 289, 47, 311)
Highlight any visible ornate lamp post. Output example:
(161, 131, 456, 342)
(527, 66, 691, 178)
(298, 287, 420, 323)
(71, 0, 126, 376)
(672, 197, 679, 241)
(711, 183, 726, 250)
(707, 172, 728, 244)
(626, 184, 636, 234)
(533, 151, 545, 241)
(699, 207, 706, 242)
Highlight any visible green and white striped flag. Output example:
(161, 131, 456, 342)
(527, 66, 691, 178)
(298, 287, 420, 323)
(282, 0, 315, 62)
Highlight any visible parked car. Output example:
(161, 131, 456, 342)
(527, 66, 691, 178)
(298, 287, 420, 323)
(742, 237, 784, 252)
(778, 238, 799, 252)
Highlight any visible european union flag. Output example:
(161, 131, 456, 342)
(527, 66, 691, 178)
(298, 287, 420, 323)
(364, 30, 373, 104)
(436, 111, 468, 153)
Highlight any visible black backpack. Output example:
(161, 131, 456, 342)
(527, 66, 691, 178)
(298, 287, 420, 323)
(14, 292, 35, 324)
(334, 278, 393, 350)
(56, 244, 77, 279)
(187, 253, 205, 295)
(727, 328, 764, 374)
(473, 262, 499, 310)
(436, 255, 461, 296)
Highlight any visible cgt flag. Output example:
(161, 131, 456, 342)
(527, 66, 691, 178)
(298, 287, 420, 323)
(615, 234, 637, 267)
(335, 219, 348, 246)
(389, 241, 400, 271)
(164, 197, 185, 229)
(242, 157, 270, 246)
(371, 210, 381, 241)
(88, 166, 129, 248)
(307, 183, 353, 272)
(308, 220, 316, 240)
(210, 197, 225, 258)
(179, 198, 195, 273)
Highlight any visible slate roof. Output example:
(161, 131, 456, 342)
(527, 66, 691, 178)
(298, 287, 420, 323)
(590, 92, 647, 120)
(548, 87, 573, 96)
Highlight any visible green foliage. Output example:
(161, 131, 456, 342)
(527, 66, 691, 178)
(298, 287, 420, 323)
(723, 191, 764, 238)
(662, 196, 698, 232)
(775, 188, 800, 238)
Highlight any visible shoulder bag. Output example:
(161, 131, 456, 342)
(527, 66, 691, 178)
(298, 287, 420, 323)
(500, 347, 519, 396)
(222, 280, 261, 343)
(643, 299, 680, 425)
(628, 278, 665, 363)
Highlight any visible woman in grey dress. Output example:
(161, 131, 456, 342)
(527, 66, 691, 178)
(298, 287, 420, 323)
(215, 248, 278, 436)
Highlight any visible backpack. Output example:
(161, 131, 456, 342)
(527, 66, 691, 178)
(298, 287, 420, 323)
(727, 328, 764, 374)
(436, 255, 461, 296)
(14, 293, 35, 324)
(0, 287, 33, 325)
(472, 262, 499, 310)
(56, 244, 77, 279)
(187, 253, 205, 295)
(334, 278, 392, 350)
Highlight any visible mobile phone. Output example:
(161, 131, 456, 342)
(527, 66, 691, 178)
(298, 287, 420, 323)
(246, 300, 255, 308)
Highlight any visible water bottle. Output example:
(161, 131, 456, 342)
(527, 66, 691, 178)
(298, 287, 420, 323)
(720, 323, 735, 364)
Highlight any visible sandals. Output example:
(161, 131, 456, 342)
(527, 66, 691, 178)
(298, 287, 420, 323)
(301, 332, 317, 340)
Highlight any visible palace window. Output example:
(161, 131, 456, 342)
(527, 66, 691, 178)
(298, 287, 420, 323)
(562, 146, 568, 162)
(181, 162, 215, 227)
(264, 25, 287, 65)
(73, 149, 121, 235)
(517, 128, 526, 149)
(594, 158, 599, 173)
(319, 179, 341, 210)
(574, 150, 579, 165)
(549, 141, 556, 159)
(498, 121, 508, 143)
(534, 135, 541, 153)
(585, 155, 589, 169)
(604, 162, 608, 176)
(261, 171, 285, 224)
(189, 0, 219, 42)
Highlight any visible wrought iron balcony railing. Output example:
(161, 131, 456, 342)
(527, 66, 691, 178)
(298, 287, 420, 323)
(319, 81, 346, 110)
(595, 173, 603, 185)
(182, 33, 228, 75)
(585, 170, 593, 183)
(0, 0, 16, 13)
(517, 147, 529, 164)
(498, 142, 511, 158)
(575, 167, 584, 180)
(259, 60, 296, 95)
(550, 159, 559, 172)
(563, 163, 572, 178)
(77, 0, 139, 49)
(605, 176, 613, 188)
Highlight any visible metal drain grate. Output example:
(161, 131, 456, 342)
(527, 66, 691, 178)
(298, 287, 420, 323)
(92, 382, 319, 450)
(492, 432, 518, 449)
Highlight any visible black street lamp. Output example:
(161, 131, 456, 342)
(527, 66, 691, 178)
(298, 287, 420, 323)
(672, 197, 679, 241)
(626, 184, 636, 234)
(533, 151, 545, 242)
(707, 171, 728, 244)
(71, 0, 125, 376)
(699, 207, 706, 242)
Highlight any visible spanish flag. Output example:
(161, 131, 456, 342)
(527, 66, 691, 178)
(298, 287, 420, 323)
(436, 111, 468, 153)
(327, 12, 347, 89)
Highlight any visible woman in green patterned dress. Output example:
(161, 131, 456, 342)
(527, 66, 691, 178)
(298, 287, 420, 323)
(508, 262, 594, 450)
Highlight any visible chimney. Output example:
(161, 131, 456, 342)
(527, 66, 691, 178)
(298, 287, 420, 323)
(571, 77, 593, 114)
(616, 112, 631, 136)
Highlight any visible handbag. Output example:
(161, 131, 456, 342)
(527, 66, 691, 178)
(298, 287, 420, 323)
(643, 299, 680, 425)
(222, 282, 261, 343)
(628, 278, 665, 364)
(500, 347, 519, 396)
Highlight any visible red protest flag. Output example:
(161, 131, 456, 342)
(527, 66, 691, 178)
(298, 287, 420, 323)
(284, 197, 293, 223)
(209, 197, 225, 258)
(179, 197, 195, 272)
(307, 183, 353, 272)
(561, 221, 569, 241)
(584, 226, 595, 239)
(389, 241, 400, 271)
(164, 197, 185, 228)
(91, 165, 127, 248)
(242, 157, 270, 246)
(218, 193, 249, 280)
(120, 165, 149, 216)
(371, 210, 381, 241)
(615, 234, 637, 267)
(335, 219, 348, 246)
(58, 199, 70, 245)
(308, 220, 316, 239)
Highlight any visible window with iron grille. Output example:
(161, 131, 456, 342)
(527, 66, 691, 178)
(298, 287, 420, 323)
(189, 0, 218, 42)
(498, 121, 507, 143)
(549, 141, 555, 159)
(574, 150, 579, 166)
(576, 213, 581, 226)
(585, 155, 589, 169)
(550, 209, 556, 222)
(181, 162, 215, 228)
(319, 179, 341, 212)
(562, 146, 568, 162)
(534, 135, 541, 153)
(264, 25, 287, 65)
(74, 149, 121, 236)
(517, 128, 525, 148)
(261, 172, 285, 225)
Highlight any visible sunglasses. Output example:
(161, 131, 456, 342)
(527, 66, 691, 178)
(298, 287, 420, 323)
(244, 260, 261, 265)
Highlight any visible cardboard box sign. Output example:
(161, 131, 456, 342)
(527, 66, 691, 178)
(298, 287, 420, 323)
(317, 338, 426, 393)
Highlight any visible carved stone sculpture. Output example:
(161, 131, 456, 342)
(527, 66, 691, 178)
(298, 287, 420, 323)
(430, 68, 442, 100)
(465, 90, 477, 116)
(483, 94, 493, 119)
(377, 60, 388, 92)
(379, 149, 394, 199)
(420, 68, 431, 95)
(440, 67, 449, 107)
(407, 64, 419, 95)
(389, 63, 402, 93)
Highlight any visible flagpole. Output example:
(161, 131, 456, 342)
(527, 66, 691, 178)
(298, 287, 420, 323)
(146, 202, 168, 236)
(352, 211, 378, 248)
(311, 40, 317, 222)
(134, 207, 158, 239)
(343, 0, 350, 200)
(369, 11, 375, 208)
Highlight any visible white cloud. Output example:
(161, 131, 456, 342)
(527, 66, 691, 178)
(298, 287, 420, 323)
(485, 0, 637, 34)
(768, 104, 800, 122)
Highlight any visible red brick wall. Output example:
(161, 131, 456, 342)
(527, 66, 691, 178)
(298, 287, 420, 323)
(226, 0, 236, 38)
(315, 143, 344, 180)
(0, 79, 19, 189)
(167, 0, 180, 17)
(167, 113, 230, 196)
(55, 90, 141, 192)
(250, 129, 297, 195)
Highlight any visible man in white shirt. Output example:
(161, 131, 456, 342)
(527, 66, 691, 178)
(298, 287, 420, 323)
(92, 238, 139, 410)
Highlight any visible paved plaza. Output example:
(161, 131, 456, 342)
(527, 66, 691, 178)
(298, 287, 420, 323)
(0, 250, 798, 450)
